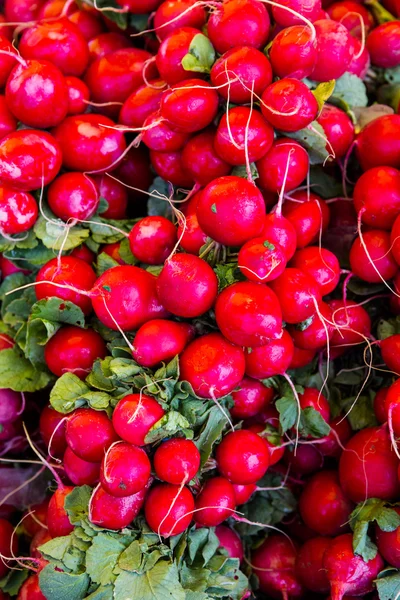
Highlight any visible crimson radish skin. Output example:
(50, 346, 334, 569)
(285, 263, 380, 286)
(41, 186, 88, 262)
(0, 96, 16, 140)
(145, 484, 194, 537)
(271, 0, 321, 26)
(329, 299, 371, 348)
(89, 484, 146, 530)
(374, 387, 389, 424)
(129, 216, 177, 265)
(153, 438, 200, 484)
(65, 76, 90, 115)
(156, 28, 203, 84)
(0, 389, 23, 424)
(39, 405, 67, 458)
(380, 334, 400, 373)
(356, 114, 400, 171)
(0, 518, 17, 578)
(290, 247, 340, 296)
(318, 416, 352, 458)
(270, 268, 321, 324)
(261, 78, 319, 132)
(284, 443, 324, 476)
(296, 537, 331, 593)
(349, 229, 398, 283)
(311, 19, 354, 81)
(132, 320, 194, 368)
(160, 79, 219, 133)
(216, 430, 270, 485)
(261, 214, 298, 261)
(317, 104, 355, 159)
(269, 26, 317, 79)
(112, 394, 165, 446)
(88, 32, 131, 63)
(367, 21, 400, 68)
(100, 442, 151, 497)
(384, 378, 400, 436)
(94, 174, 128, 220)
(64, 447, 100, 486)
(283, 191, 330, 249)
(66, 408, 119, 463)
(18, 574, 46, 600)
(256, 138, 309, 193)
(289, 302, 334, 351)
(181, 130, 231, 186)
(194, 477, 236, 527)
(232, 483, 256, 505)
(47, 486, 74, 538)
(376, 506, 400, 567)
(215, 525, 244, 562)
(0, 186, 38, 235)
(354, 166, 400, 229)
(231, 377, 274, 420)
(150, 149, 195, 188)
(245, 329, 295, 379)
(119, 79, 165, 128)
(238, 236, 287, 283)
(154, 0, 206, 39)
(47, 172, 99, 222)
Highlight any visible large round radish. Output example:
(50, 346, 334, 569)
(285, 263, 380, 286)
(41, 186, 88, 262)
(269, 268, 321, 324)
(112, 394, 165, 446)
(244, 329, 294, 378)
(64, 447, 100, 486)
(216, 429, 270, 484)
(133, 320, 194, 368)
(100, 442, 151, 497)
(89, 484, 146, 530)
(66, 408, 119, 463)
(47, 486, 74, 538)
(154, 438, 200, 484)
(145, 483, 194, 537)
(194, 476, 236, 526)
(47, 172, 99, 222)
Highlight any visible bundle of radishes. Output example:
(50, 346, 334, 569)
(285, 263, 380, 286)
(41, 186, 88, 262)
(1, 0, 400, 598)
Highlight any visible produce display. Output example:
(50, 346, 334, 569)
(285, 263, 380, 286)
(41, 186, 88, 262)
(0, 0, 400, 599)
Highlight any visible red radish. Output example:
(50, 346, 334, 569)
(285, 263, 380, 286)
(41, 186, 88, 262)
(261, 214, 297, 261)
(349, 229, 398, 283)
(284, 443, 324, 476)
(194, 476, 236, 526)
(89, 484, 146, 529)
(112, 394, 165, 446)
(207, 0, 270, 54)
(179, 332, 246, 398)
(270, 268, 321, 324)
(261, 78, 319, 132)
(100, 442, 150, 497)
(311, 19, 354, 80)
(65, 76, 90, 115)
(129, 216, 177, 264)
(282, 191, 330, 249)
(64, 447, 100, 486)
(44, 325, 107, 379)
(181, 130, 231, 186)
(88, 32, 131, 63)
(4, 0, 43, 22)
(381, 334, 400, 373)
(19, 18, 89, 77)
(150, 149, 195, 188)
(367, 21, 400, 68)
(196, 176, 265, 246)
(102, 242, 126, 265)
(323, 533, 384, 599)
(348, 36, 370, 78)
(290, 247, 340, 296)
(39, 405, 67, 458)
(327, 1, 374, 36)
(156, 254, 218, 318)
(256, 138, 309, 193)
(215, 525, 244, 561)
(0, 185, 38, 235)
(177, 212, 208, 254)
(0, 129, 62, 192)
(272, 0, 321, 25)
(339, 425, 400, 502)
(0, 15, 12, 41)
(0, 96, 16, 140)
(154, 0, 206, 39)
(156, 27, 203, 84)
(384, 379, 400, 436)
(17, 574, 46, 600)
(0, 334, 14, 351)
(114, 147, 153, 200)
(69, 9, 104, 41)
(270, 26, 317, 80)
(391, 272, 400, 314)
(289, 301, 334, 350)
(115, 0, 162, 14)
(299, 387, 330, 422)
(231, 377, 274, 420)
(0, 389, 22, 424)
(215, 281, 282, 347)
(356, 115, 400, 171)
(93, 173, 128, 220)
(299, 471, 352, 536)
(329, 299, 371, 348)
(39, 0, 72, 18)
(354, 166, 400, 230)
(23, 500, 49, 537)
(210, 46, 272, 104)
(391, 213, 400, 265)
(142, 110, 189, 152)
(238, 236, 287, 283)
(214, 107, 274, 165)
(132, 319, 194, 367)
(0, 35, 17, 88)
(216, 429, 270, 484)
(66, 408, 119, 463)
(0, 518, 17, 578)
(376, 506, 400, 568)
(245, 329, 294, 378)
(317, 104, 355, 159)
(30, 528, 52, 559)
(52, 114, 126, 173)
(251, 535, 304, 599)
(119, 80, 165, 128)
(154, 438, 200, 484)
(232, 483, 256, 505)
(296, 537, 331, 593)
(47, 486, 74, 537)
(145, 483, 194, 537)
(36, 256, 96, 316)
(48, 172, 99, 222)
(160, 79, 219, 133)
(374, 387, 389, 424)
(247, 423, 285, 466)
(290, 345, 316, 369)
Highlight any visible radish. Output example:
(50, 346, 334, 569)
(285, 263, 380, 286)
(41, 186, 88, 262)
(256, 138, 309, 193)
(194, 476, 236, 526)
(318, 416, 352, 458)
(156, 254, 218, 318)
(323, 533, 384, 599)
(100, 442, 151, 497)
(142, 110, 189, 152)
(112, 393, 165, 446)
(47, 486, 75, 537)
(0, 334, 14, 351)
(261, 78, 319, 132)
(132, 319, 194, 368)
(374, 387, 389, 424)
(215, 281, 282, 347)
(384, 378, 400, 436)
(156, 27, 203, 84)
(154, 0, 207, 39)
(30, 528, 52, 559)
(0, 129, 62, 192)
(289, 301, 334, 350)
(282, 191, 330, 249)
(347, 36, 370, 78)
(17, 574, 46, 600)
(119, 80, 165, 128)
(261, 214, 298, 261)
(23, 499, 49, 538)
(381, 334, 400, 373)
(0, 35, 17, 88)
(89, 484, 146, 529)
(129, 216, 177, 264)
(181, 129, 231, 186)
(283, 443, 324, 475)
(116, 0, 162, 12)
(290, 345, 316, 369)
(232, 483, 256, 505)
(327, 1, 374, 36)
(247, 423, 285, 465)
(93, 173, 128, 220)
(0, 518, 17, 578)
(317, 104, 355, 159)
(153, 438, 200, 484)
(269, 26, 317, 80)
(299, 387, 330, 422)
(88, 32, 132, 63)
(329, 299, 371, 348)
(44, 325, 107, 379)
(66, 408, 119, 463)
(356, 114, 400, 171)
(349, 229, 398, 283)
(238, 235, 287, 283)
(150, 149, 195, 188)
(177, 212, 208, 254)
(0, 389, 23, 424)
(0, 15, 12, 41)
(216, 429, 270, 484)
(290, 247, 340, 296)
(245, 329, 295, 378)
(299, 471, 352, 536)
(367, 21, 400, 68)
(39, 405, 67, 458)
(160, 79, 219, 133)
(339, 425, 400, 503)
(270, 268, 321, 324)
(102, 242, 126, 265)
(231, 377, 274, 420)
(376, 506, 400, 567)
(39, 0, 71, 18)
(114, 147, 153, 200)
(4, 0, 43, 22)
(145, 483, 194, 536)
(391, 213, 400, 265)
(311, 19, 354, 80)
(210, 46, 272, 104)
(353, 166, 400, 229)
(0, 185, 38, 236)
(215, 525, 244, 562)
(69, 9, 104, 41)
(47, 172, 99, 222)
(65, 75, 90, 115)
(271, 0, 321, 25)
(63, 447, 100, 486)
(36, 256, 96, 316)
(0, 96, 16, 140)
(179, 332, 246, 398)
(296, 537, 330, 593)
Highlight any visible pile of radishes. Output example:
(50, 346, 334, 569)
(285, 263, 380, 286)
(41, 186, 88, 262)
(0, 0, 400, 598)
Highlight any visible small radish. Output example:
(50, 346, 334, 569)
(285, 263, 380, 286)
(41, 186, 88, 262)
(348, 36, 370, 78)
(245, 329, 295, 379)
(142, 110, 189, 152)
(374, 387, 389, 424)
(88, 32, 132, 63)
(269, 26, 317, 80)
(154, 0, 206, 39)
(0, 35, 17, 88)
(289, 301, 334, 350)
(311, 19, 354, 80)
(256, 138, 309, 193)
(112, 393, 165, 446)
(231, 377, 274, 420)
(367, 21, 400, 68)
(271, 0, 321, 26)
(0, 333, 14, 350)
(353, 166, 400, 230)
(66, 408, 119, 463)
(299, 387, 330, 423)
(64, 447, 100, 486)
(327, 1, 374, 37)
(132, 319, 194, 368)
(194, 476, 236, 526)
(238, 236, 287, 283)
(156, 27, 203, 84)
(290, 247, 340, 296)
(384, 378, 400, 436)
(261, 214, 297, 261)
(115, 146, 153, 199)
(145, 483, 194, 536)
(376, 506, 400, 568)
(216, 429, 270, 484)
(69, 9, 104, 41)
(290, 345, 316, 369)
(247, 423, 285, 466)
(0, 389, 23, 424)
(232, 483, 256, 505)
(356, 114, 400, 171)
(100, 442, 151, 497)
(391, 213, 400, 266)
(270, 268, 321, 324)
(284, 443, 324, 476)
(47, 172, 99, 222)
(39, 405, 67, 458)
(47, 486, 74, 537)
(93, 173, 128, 220)
(4, 0, 43, 22)
(329, 299, 371, 348)
(154, 438, 200, 484)
(282, 191, 330, 249)
(261, 78, 319, 132)
(317, 104, 355, 159)
(129, 216, 177, 265)
(181, 129, 231, 186)
(381, 334, 400, 373)
(30, 528, 52, 559)
(178, 212, 208, 254)
(215, 525, 244, 562)
(0, 518, 17, 578)
(119, 80, 165, 128)
(17, 574, 46, 600)
(179, 332, 246, 398)
(160, 79, 219, 132)
(115, 0, 162, 14)
(349, 229, 398, 283)
(296, 537, 331, 593)
(89, 484, 146, 529)
(150, 149, 195, 188)
(0, 185, 38, 235)
(0, 95, 16, 140)
(65, 75, 90, 115)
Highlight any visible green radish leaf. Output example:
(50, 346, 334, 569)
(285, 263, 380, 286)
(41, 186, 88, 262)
(339, 395, 377, 431)
(39, 565, 90, 600)
(0, 346, 52, 391)
(49, 372, 91, 413)
(96, 252, 119, 276)
(81, 0, 128, 28)
(233, 163, 259, 181)
(214, 263, 245, 292)
(145, 411, 192, 444)
(118, 540, 143, 572)
(330, 72, 368, 110)
(114, 562, 186, 600)
(309, 165, 344, 199)
(34, 215, 90, 251)
(312, 79, 336, 112)
(118, 237, 137, 265)
(276, 395, 299, 433)
(366, 0, 396, 23)
(299, 406, 330, 438)
(97, 196, 109, 215)
(64, 485, 92, 526)
(350, 498, 400, 561)
(384, 65, 400, 84)
(84, 586, 114, 600)
(88, 217, 134, 245)
(182, 34, 216, 73)
(195, 404, 230, 466)
(148, 178, 173, 219)
(376, 568, 400, 600)
(86, 534, 127, 586)
(129, 13, 150, 32)
(0, 569, 29, 596)
(377, 317, 400, 340)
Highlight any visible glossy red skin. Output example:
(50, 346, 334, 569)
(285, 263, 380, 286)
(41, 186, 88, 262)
(88, 32, 131, 63)
(215, 525, 244, 562)
(154, 438, 200, 484)
(0, 185, 37, 235)
(356, 115, 400, 171)
(354, 166, 400, 230)
(0, 96, 16, 140)
(238, 236, 287, 283)
(257, 138, 309, 193)
(327, 0, 374, 36)
(244, 329, 294, 378)
(39, 405, 67, 458)
(0, 333, 14, 351)
(252, 535, 304, 599)
(391, 213, 400, 267)
(291, 246, 340, 296)
(145, 483, 194, 537)
(94, 173, 128, 220)
(4, 0, 43, 22)
(66, 408, 119, 463)
(47, 486, 74, 537)
(215, 281, 282, 347)
(197, 176, 265, 246)
(329, 299, 371, 349)
(270, 26, 317, 79)
(194, 476, 236, 526)
(261, 214, 297, 261)
(119, 80, 165, 128)
(231, 377, 274, 420)
(232, 483, 256, 505)
(376, 506, 400, 568)
(112, 394, 165, 446)
(348, 36, 370, 78)
(156, 254, 218, 318)
(115, 0, 163, 14)
(91, 265, 167, 331)
(311, 19, 353, 80)
(44, 325, 107, 379)
(374, 387, 389, 424)
(381, 334, 400, 374)
(210, 46, 272, 104)
(261, 78, 319, 132)
(30, 527, 52, 559)
(391, 271, 400, 314)
(100, 442, 150, 497)
(339, 425, 400, 502)
(384, 379, 400, 435)
(150, 149, 194, 188)
(38, 0, 73, 18)
(156, 27, 202, 84)
(0, 36, 17, 90)
(0, 388, 22, 424)
(64, 75, 90, 115)
(350, 229, 398, 283)
(289, 345, 316, 369)
(133, 319, 194, 368)
(367, 21, 400, 68)
(272, 0, 321, 25)
(323, 533, 384, 598)
(161, 79, 219, 133)
(207, 0, 270, 54)
(142, 110, 189, 152)
(90, 484, 146, 529)
(270, 268, 321, 324)
(300, 387, 330, 422)
(296, 537, 331, 593)
(283, 192, 330, 249)
(52, 114, 126, 173)
(64, 446, 100, 486)
(317, 104, 355, 159)
(215, 106, 274, 165)
(129, 216, 177, 265)
(0, 129, 62, 192)
(0, 14, 13, 41)
(289, 301, 334, 350)
(0, 518, 17, 578)
(17, 574, 46, 600)
(216, 429, 270, 484)
(48, 172, 99, 222)
(179, 332, 246, 398)
(178, 212, 208, 254)
(284, 442, 324, 476)
(154, 0, 206, 39)
(36, 256, 96, 316)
